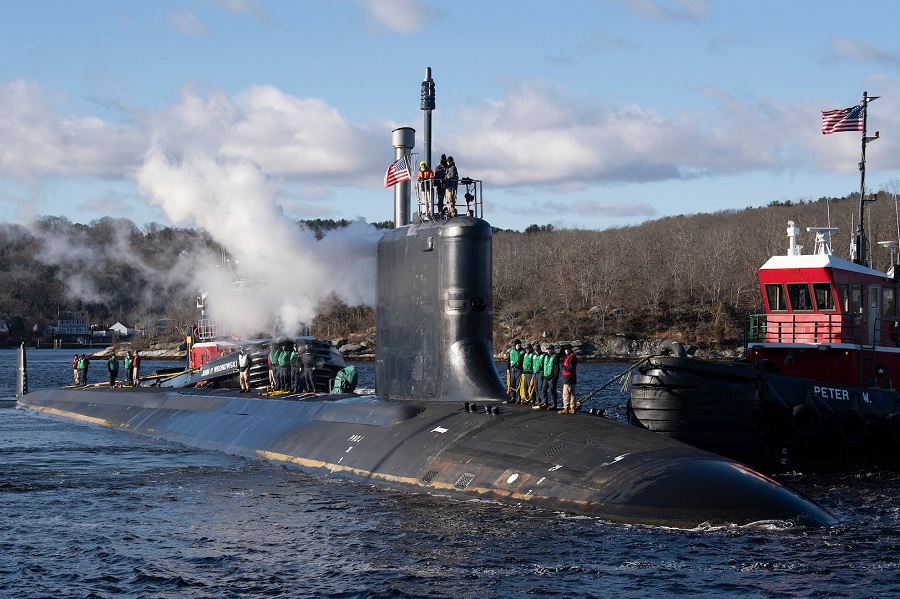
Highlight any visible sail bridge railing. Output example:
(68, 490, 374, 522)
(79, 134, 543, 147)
(747, 313, 857, 345)
(415, 177, 483, 222)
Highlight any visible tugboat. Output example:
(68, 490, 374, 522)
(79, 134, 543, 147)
(150, 309, 346, 393)
(629, 93, 900, 472)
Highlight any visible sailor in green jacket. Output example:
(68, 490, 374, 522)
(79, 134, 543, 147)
(123, 352, 134, 386)
(531, 347, 545, 408)
(542, 344, 560, 410)
(522, 344, 535, 403)
(506, 339, 524, 402)
(269, 347, 280, 390)
(107, 354, 119, 387)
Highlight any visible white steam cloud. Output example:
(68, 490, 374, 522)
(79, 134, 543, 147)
(136, 143, 380, 337)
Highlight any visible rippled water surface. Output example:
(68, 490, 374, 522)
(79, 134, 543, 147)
(2, 349, 900, 598)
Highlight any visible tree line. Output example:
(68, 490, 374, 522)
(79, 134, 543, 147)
(492, 189, 900, 350)
(2, 190, 899, 351)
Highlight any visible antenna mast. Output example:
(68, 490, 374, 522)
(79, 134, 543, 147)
(856, 91, 880, 267)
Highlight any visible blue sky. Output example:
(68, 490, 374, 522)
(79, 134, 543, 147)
(3, 0, 900, 233)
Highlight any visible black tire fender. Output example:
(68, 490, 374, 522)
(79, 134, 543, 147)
(657, 339, 687, 358)
(791, 403, 821, 438)
(835, 412, 867, 445)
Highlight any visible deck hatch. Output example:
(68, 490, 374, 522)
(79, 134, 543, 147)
(454, 472, 475, 489)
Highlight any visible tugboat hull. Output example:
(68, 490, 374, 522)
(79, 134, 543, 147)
(630, 356, 900, 471)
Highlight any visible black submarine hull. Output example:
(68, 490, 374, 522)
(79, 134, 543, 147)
(18, 386, 835, 528)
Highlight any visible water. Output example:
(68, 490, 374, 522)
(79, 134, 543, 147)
(2, 349, 900, 598)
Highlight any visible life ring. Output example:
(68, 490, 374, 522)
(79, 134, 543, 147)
(657, 339, 687, 358)
(886, 413, 900, 446)
(834, 412, 867, 445)
(790, 403, 821, 438)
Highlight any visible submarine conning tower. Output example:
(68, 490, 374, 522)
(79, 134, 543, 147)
(376, 218, 506, 402)
(376, 111, 505, 401)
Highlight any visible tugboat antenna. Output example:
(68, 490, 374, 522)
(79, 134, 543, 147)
(856, 91, 880, 267)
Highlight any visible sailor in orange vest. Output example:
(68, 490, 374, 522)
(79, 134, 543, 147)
(418, 161, 435, 217)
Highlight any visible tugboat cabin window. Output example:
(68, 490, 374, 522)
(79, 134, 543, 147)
(787, 283, 814, 312)
(837, 284, 849, 313)
(884, 287, 897, 317)
(851, 285, 863, 314)
(765, 284, 788, 312)
(813, 283, 836, 311)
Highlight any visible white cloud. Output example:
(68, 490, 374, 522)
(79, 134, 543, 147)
(171, 7, 210, 37)
(215, 0, 267, 19)
(0, 79, 145, 180)
(358, 0, 440, 33)
(6, 74, 900, 228)
(614, 0, 710, 22)
(829, 35, 900, 69)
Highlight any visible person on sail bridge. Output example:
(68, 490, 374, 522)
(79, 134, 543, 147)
(418, 161, 434, 217)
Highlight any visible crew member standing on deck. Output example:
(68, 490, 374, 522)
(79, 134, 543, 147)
(532, 346, 545, 408)
(75, 354, 86, 386)
(278, 343, 291, 391)
(301, 343, 317, 393)
(124, 351, 134, 386)
(107, 354, 119, 387)
(542, 344, 559, 410)
(418, 161, 434, 217)
(290, 344, 302, 393)
(505, 339, 524, 402)
(445, 156, 459, 217)
(238, 347, 252, 393)
(72, 354, 79, 385)
(132, 351, 141, 387)
(434, 154, 448, 215)
(268, 346, 278, 390)
(559, 344, 578, 414)
(522, 344, 535, 403)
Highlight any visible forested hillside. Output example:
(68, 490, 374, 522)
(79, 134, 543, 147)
(494, 191, 900, 349)
(2, 192, 899, 352)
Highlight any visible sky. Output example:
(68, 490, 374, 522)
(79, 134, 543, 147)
(3, 0, 900, 235)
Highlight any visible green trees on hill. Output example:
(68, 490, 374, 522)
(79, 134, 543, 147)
(493, 191, 900, 349)
(1, 192, 898, 350)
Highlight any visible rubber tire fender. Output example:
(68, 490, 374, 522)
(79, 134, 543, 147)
(657, 339, 687, 358)
(835, 412, 867, 445)
(790, 403, 821, 438)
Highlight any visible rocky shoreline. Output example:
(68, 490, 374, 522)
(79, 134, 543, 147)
(45, 334, 743, 363)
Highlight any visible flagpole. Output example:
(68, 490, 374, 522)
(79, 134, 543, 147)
(855, 91, 880, 267)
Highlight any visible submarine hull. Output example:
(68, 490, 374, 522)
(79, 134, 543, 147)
(18, 386, 835, 528)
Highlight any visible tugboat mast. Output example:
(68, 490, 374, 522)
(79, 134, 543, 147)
(856, 91, 880, 267)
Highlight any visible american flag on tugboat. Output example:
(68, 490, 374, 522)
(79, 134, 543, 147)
(821, 105, 865, 134)
(384, 156, 411, 187)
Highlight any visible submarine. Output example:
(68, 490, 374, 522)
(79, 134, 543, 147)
(15, 69, 836, 529)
